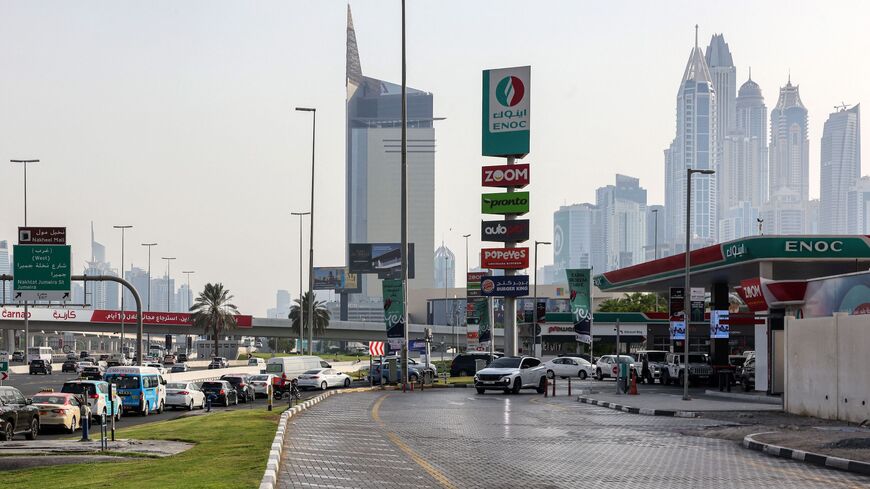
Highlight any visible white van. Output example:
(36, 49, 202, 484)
(265, 356, 328, 381)
(27, 346, 53, 363)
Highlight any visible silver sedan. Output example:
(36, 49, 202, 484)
(297, 368, 352, 390)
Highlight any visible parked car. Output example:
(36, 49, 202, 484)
(29, 359, 53, 375)
(297, 368, 352, 390)
(474, 356, 547, 394)
(79, 351, 89, 359)
(11, 351, 26, 362)
(165, 382, 205, 410)
(247, 357, 266, 369)
(369, 359, 429, 384)
(170, 363, 189, 373)
(61, 359, 79, 373)
(634, 350, 670, 384)
(248, 374, 275, 397)
(201, 380, 238, 406)
(146, 362, 166, 375)
(220, 375, 256, 403)
(208, 357, 229, 370)
(450, 352, 503, 377)
(60, 380, 122, 421)
(265, 356, 324, 382)
(176, 353, 188, 363)
(162, 354, 177, 365)
(31, 392, 82, 433)
(737, 356, 756, 391)
(0, 386, 39, 440)
(662, 353, 713, 387)
(594, 355, 638, 381)
(80, 364, 105, 380)
(541, 356, 594, 380)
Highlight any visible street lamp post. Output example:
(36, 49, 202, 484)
(461, 234, 470, 355)
(11, 159, 39, 351)
(141, 243, 157, 355)
(295, 107, 316, 356)
(114, 225, 133, 354)
(291, 211, 310, 354)
(533, 241, 551, 358)
(162, 257, 176, 313)
(684, 168, 715, 401)
(652, 208, 659, 310)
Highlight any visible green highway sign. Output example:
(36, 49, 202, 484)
(0, 361, 8, 373)
(482, 191, 529, 215)
(13, 244, 72, 302)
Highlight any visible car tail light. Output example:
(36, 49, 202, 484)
(52, 409, 65, 414)
(219, 389, 225, 395)
(90, 394, 99, 399)
(178, 391, 189, 395)
(239, 383, 246, 388)
(612, 366, 618, 375)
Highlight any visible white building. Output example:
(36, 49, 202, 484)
(597, 175, 647, 271)
(718, 201, 760, 242)
(847, 176, 870, 233)
(665, 28, 718, 251)
(769, 78, 810, 205)
(346, 6, 435, 298)
(706, 33, 736, 206)
(760, 188, 806, 235)
(152, 276, 176, 312)
(433, 244, 455, 289)
(820, 104, 861, 234)
(553, 203, 605, 277)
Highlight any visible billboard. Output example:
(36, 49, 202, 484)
(566, 269, 592, 344)
(481, 192, 529, 215)
(348, 243, 415, 279)
(313, 267, 360, 292)
(481, 219, 529, 243)
(480, 275, 529, 297)
(480, 247, 529, 269)
(482, 66, 530, 157)
(482, 164, 530, 188)
(669, 287, 685, 340)
(710, 310, 730, 339)
(382, 279, 405, 338)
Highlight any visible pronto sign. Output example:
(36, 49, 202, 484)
(482, 66, 530, 157)
(482, 164, 529, 188)
(481, 192, 529, 215)
(481, 219, 529, 243)
(481, 247, 529, 269)
(12, 245, 71, 302)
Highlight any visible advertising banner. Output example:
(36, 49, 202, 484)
(466, 271, 486, 298)
(737, 278, 769, 312)
(481, 219, 529, 243)
(710, 310, 730, 339)
(480, 247, 529, 269)
(669, 287, 685, 340)
(690, 287, 705, 323)
(0, 307, 253, 328)
(313, 267, 360, 292)
(566, 269, 592, 343)
(348, 243, 415, 279)
(481, 164, 530, 188)
(480, 275, 529, 297)
(474, 297, 491, 343)
(482, 66, 530, 157)
(382, 279, 405, 338)
(481, 192, 529, 215)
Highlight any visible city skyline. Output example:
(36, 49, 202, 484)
(2, 1, 869, 315)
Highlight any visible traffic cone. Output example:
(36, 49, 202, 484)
(629, 371, 639, 395)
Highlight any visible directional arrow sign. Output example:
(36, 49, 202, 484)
(13, 245, 71, 302)
(1, 372, 8, 381)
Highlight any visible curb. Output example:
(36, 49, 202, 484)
(577, 396, 700, 418)
(258, 387, 378, 489)
(743, 432, 870, 476)
(703, 390, 782, 405)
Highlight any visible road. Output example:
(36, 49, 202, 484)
(277, 388, 869, 488)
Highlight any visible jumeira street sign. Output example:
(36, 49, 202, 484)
(12, 244, 71, 302)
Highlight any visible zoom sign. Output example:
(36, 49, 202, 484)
(481, 247, 529, 269)
(482, 164, 529, 188)
(481, 219, 529, 243)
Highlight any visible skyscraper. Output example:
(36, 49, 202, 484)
(433, 244, 455, 289)
(820, 104, 861, 233)
(346, 5, 435, 298)
(552, 203, 606, 277)
(665, 27, 718, 251)
(706, 34, 736, 170)
(84, 224, 119, 310)
(769, 78, 810, 204)
(596, 174, 647, 270)
(847, 176, 870, 234)
(124, 266, 150, 311)
(276, 290, 291, 318)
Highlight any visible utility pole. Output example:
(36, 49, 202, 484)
(533, 241, 551, 357)
(114, 225, 132, 354)
(11, 159, 38, 351)
(399, 0, 409, 389)
(295, 108, 316, 356)
(291, 211, 310, 353)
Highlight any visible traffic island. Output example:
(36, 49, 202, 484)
(576, 388, 783, 417)
(744, 431, 870, 476)
(578, 396, 700, 417)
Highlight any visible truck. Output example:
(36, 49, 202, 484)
(662, 352, 713, 387)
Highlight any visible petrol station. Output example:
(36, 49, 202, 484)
(593, 235, 870, 394)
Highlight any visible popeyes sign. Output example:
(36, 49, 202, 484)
(481, 247, 529, 269)
(482, 163, 529, 188)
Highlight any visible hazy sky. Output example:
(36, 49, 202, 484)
(2, 1, 868, 316)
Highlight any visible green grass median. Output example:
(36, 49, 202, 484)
(0, 408, 283, 489)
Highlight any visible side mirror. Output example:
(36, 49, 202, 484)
(25, 398, 32, 405)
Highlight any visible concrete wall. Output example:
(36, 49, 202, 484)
(785, 313, 870, 423)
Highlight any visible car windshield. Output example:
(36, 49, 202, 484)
(265, 364, 282, 373)
(488, 358, 522, 369)
(645, 352, 667, 362)
(61, 383, 96, 395)
(106, 376, 141, 389)
(33, 395, 68, 404)
(202, 382, 223, 389)
(688, 354, 709, 364)
(250, 375, 269, 381)
(167, 383, 188, 389)
(303, 369, 322, 375)
(612, 356, 635, 364)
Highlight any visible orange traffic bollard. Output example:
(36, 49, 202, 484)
(629, 371, 639, 395)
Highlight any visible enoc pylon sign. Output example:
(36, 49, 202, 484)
(369, 341, 385, 356)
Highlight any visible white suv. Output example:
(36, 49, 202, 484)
(594, 355, 640, 381)
(474, 356, 548, 394)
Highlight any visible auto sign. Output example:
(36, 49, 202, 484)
(481, 219, 529, 243)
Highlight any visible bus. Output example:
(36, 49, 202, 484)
(27, 346, 53, 363)
(103, 366, 167, 416)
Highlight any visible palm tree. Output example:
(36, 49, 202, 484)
(189, 283, 239, 358)
(288, 291, 331, 351)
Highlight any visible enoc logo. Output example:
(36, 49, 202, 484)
(496, 76, 525, 107)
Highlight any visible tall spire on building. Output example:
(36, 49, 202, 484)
(681, 25, 712, 84)
(90, 221, 95, 262)
(346, 4, 363, 87)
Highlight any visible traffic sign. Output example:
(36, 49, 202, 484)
(12, 244, 72, 302)
(0, 362, 8, 373)
(1, 372, 8, 381)
(18, 227, 66, 245)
